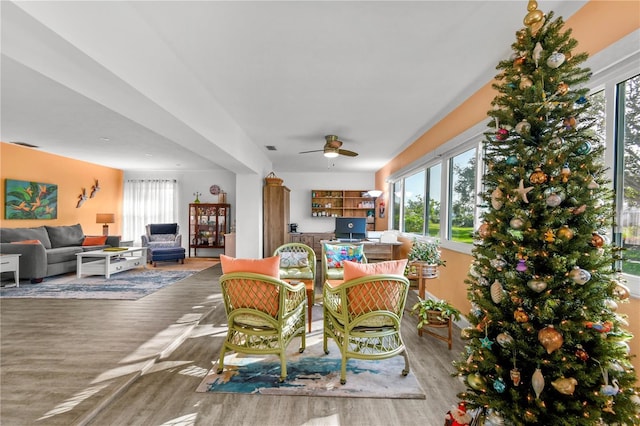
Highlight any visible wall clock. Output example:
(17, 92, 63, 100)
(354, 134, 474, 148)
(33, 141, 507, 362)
(209, 185, 221, 195)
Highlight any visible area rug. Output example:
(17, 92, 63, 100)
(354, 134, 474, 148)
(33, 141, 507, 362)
(0, 269, 199, 300)
(196, 334, 425, 399)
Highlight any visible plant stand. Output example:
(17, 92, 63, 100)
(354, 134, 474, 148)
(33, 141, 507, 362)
(406, 261, 438, 299)
(419, 310, 453, 350)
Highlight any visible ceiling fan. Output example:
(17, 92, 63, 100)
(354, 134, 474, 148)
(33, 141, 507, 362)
(299, 135, 358, 158)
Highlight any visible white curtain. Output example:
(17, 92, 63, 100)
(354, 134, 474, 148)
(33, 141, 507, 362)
(123, 179, 178, 244)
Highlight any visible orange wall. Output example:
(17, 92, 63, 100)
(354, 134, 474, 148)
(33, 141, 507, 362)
(375, 1, 640, 370)
(0, 142, 124, 235)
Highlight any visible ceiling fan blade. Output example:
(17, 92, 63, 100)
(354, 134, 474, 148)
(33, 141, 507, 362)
(299, 149, 324, 154)
(338, 149, 358, 157)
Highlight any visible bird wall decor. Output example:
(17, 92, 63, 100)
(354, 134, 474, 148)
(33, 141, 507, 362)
(90, 179, 100, 198)
(76, 188, 88, 208)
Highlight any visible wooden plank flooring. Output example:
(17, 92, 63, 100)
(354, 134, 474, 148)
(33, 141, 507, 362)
(1, 264, 467, 426)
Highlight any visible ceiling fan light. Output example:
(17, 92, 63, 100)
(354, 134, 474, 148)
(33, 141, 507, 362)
(324, 150, 339, 158)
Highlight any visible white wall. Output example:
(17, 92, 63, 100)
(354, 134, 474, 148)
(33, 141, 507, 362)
(124, 169, 236, 256)
(123, 169, 374, 256)
(277, 172, 374, 234)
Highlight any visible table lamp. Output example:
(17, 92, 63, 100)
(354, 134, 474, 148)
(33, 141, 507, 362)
(96, 213, 115, 236)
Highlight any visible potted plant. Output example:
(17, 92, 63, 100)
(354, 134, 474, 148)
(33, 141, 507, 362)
(407, 238, 446, 278)
(410, 297, 461, 328)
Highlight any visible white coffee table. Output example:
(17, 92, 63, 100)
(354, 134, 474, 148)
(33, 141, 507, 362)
(76, 247, 147, 278)
(1, 254, 21, 287)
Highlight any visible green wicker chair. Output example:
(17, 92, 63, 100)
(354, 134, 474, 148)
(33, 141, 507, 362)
(321, 242, 367, 283)
(217, 271, 307, 382)
(323, 274, 411, 384)
(273, 243, 316, 332)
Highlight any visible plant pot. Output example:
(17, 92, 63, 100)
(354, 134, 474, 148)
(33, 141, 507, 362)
(425, 309, 449, 326)
(409, 261, 439, 279)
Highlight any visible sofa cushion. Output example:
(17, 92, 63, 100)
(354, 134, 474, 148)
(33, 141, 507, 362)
(46, 246, 83, 264)
(149, 234, 177, 242)
(148, 223, 178, 235)
(1, 226, 52, 249)
(46, 224, 84, 248)
(82, 235, 108, 246)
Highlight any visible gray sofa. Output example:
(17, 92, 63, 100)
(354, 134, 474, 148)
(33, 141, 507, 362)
(0, 224, 120, 283)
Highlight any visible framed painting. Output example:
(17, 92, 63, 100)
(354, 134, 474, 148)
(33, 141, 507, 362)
(5, 179, 58, 220)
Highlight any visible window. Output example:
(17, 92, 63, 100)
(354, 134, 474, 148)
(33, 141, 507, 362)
(427, 164, 441, 237)
(615, 74, 640, 280)
(448, 148, 477, 243)
(392, 180, 402, 230)
(123, 179, 178, 244)
(403, 170, 425, 233)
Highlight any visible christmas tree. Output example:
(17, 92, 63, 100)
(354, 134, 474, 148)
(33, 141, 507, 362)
(452, 2, 640, 424)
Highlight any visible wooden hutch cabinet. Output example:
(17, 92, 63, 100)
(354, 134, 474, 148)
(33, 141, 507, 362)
(263, 185, 290, 257)
(189, 203, 230, 257)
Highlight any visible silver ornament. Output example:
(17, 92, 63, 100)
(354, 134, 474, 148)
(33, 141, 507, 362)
(547, 51, 566, 69)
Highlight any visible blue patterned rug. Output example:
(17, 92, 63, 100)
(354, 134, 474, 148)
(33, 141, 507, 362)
(0, 269, 198, 300)
(196, 334, 426, 399)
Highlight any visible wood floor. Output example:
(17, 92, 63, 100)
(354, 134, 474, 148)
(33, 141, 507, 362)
(1, 262, 467, 426)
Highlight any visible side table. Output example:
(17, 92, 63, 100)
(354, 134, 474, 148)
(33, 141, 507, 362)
(0, 254, 21, 287)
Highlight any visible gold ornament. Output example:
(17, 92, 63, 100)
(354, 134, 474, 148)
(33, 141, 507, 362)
(543, 229, 556, 243)
(560, 163, 571, 182)
(527, 279, 547, 293)
(478, 222, 491, 238)
(519, 77, 533, 90)
(529, 167, 548, 184)
(613, 283, 631, 300)
(510, 368, 521, 386)
(532, 368, 545, 399)
(556, 225, 574, 241)
(514, 307, 529, 323)
(552, 377, 578, 395)
(523, 0, 545, 30)
(491, 187, 504, 210)
(538, 325, 563, 354)
(461, 327, 474, 340)
(491, 280, 505, 304)
(591, 233, 605, 247)
(467, 373, 487, 391)
(563, 116, 577, 130)
(557, 82, 570, 95)
(496, 332, 515, 347)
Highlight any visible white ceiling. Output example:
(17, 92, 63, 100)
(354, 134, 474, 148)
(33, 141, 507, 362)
(1, 1, 588, 174)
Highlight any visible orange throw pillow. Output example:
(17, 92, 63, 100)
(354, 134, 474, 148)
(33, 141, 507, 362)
(343, 259, 408, 281)
(82, 235, 108, 246)
(220, 254, 281, 317)
(10, 239, 42, 245)
(220, 254, 280, 278)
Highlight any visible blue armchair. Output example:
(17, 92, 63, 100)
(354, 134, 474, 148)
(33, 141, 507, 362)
(141, 223, 182, 249)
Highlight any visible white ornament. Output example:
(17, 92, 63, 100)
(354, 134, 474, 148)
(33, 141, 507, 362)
(547, 52, 566, 69)
(533, 42, 543, 67)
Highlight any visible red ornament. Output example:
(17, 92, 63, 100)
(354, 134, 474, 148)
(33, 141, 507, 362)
(496, 128, 509, 141)
(575, 345, 589, 361)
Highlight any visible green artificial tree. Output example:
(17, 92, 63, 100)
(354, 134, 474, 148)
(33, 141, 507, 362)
(452, 2, 640, 424)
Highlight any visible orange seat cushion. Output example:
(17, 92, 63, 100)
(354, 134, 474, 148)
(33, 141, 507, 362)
(220, 254, 280, 278)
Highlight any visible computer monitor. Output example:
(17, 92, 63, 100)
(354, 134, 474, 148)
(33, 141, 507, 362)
(334, 217, 367, 241)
